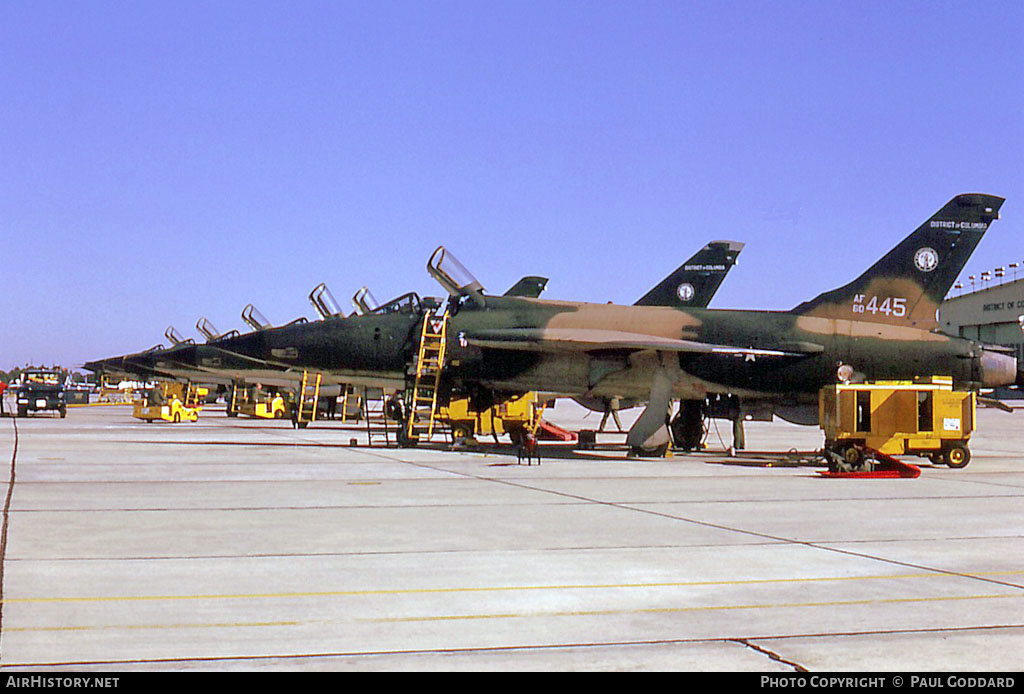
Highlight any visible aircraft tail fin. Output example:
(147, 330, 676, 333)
(791, 194, 1004, 328)
(634, 240, 743, 307)
(504, 276, 549, 298)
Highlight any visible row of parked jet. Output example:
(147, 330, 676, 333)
(86, 193, 1020, 454)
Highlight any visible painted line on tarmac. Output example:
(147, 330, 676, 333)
(8, 623, 1024, 670)
(367, 593, 1024, 624)
(5, 593, 1021, 633)
(390, 458, 1024, 594)
(6, 620, 301, 633)
(0, 415, 18, 662)
(5, 569, 1023, 605)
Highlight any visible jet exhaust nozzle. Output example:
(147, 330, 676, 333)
(980, 349, 1018, 388)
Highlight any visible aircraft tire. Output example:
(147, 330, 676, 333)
(173, 413, 181, 423)
(944, 443, 970, 469)
(841, 444, 863, 469)
(630, 442, 669, 458)
(17, 405, 27, 418)
(671, 400, 705, 451)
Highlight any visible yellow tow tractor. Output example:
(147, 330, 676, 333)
(229, 386, 289, 420)
(133, 383, 208, 423)
(820, 376, 975, 470)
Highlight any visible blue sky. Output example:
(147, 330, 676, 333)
(2, 1, 1022, 369)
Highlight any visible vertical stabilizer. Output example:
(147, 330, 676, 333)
(634, 240, 744, 307)
(792, 194, 1004, 328)
(504, 276, 549, 298)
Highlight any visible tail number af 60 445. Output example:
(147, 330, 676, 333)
(852, 295, 907, 317)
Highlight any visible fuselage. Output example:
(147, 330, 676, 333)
(87, 294, 1016, 417)
(442, 295, 1005, 405)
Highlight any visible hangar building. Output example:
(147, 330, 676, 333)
(940, 274, 1024, 367)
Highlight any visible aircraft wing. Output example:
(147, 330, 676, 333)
(462, 328, 817, 358)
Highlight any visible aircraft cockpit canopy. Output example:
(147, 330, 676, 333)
(352, 286, 379, 316)
(196, 317, 221, 342)
(164, 326, 194, 346)
(427, 246, 485, 301)
(309, 282, 344, 319)
(241, 304, 272, 332)
(195, 317, 239, 343)
(371, 292, 422, 316)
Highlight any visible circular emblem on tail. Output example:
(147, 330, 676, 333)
(676, 282, 695, 302)
(914, 247, 939, 272)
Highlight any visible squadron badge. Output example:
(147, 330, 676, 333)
(914, 247, 939, 273)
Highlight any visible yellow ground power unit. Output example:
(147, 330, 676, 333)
(440, 391, 542, 444)
(819, 377, 975, 468)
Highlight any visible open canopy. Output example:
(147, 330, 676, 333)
(309, 282, 344, 319)
(196, 317, 221, 342)
(427, 246, 484, 298)
(351, 286, 379, 315)
(195, 318, 238, 343)
(241, 304, 272, 331)
(164, 326, 193, 346)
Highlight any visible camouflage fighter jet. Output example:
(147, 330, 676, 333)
(146, 254, 733, 413)
(83, 275, 550, 399)
(573, 240, 745, 431)
(85, 291, 431, 395)
(428, 194, 1015, 455)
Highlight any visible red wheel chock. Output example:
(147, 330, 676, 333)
(819, 449, 921, 479)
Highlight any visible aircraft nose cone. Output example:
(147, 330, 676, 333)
(980, 349, 1017, 387)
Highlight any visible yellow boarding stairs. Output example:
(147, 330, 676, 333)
(404, 309, 449, 443)
(293, 369, 322, 429)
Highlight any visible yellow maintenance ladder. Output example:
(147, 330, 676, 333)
(294, 369, 322, 429)
(404, 309, 449, 443)
(339, 386, 359, 423)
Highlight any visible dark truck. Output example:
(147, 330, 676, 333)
(15, 369, 66, 418)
